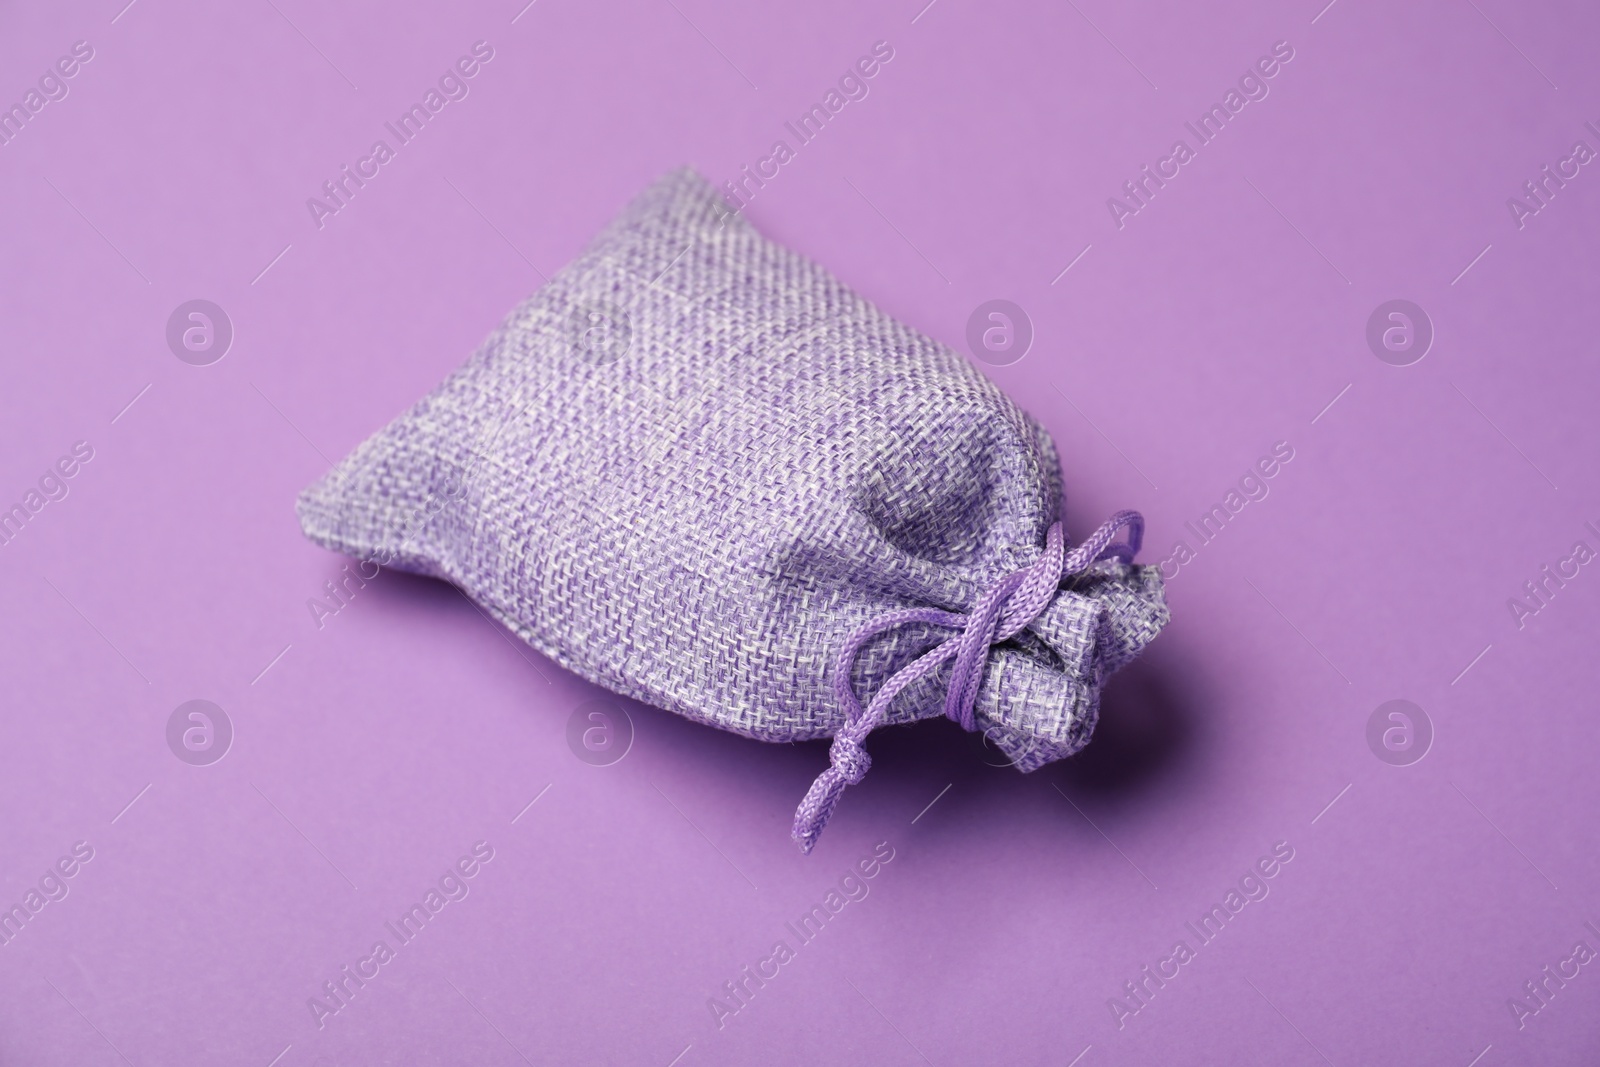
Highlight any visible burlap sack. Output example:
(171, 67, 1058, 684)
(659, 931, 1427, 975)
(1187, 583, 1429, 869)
(297, 168, 1168, 852)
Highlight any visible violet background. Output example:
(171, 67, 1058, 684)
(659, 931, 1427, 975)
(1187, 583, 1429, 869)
(2, 0, 1598, 1063)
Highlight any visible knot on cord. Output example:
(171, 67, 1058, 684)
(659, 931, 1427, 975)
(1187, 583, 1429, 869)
(829, 737, 872, 784)
(790, 511, 1144, 854)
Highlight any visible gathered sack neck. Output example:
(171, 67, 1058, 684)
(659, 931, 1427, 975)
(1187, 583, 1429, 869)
(791, 511, 1144, 853)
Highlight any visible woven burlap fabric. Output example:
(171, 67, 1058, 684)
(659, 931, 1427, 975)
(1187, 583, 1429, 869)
(297, 168, 1168, 775)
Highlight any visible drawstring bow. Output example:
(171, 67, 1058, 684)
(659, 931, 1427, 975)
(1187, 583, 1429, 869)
(791, 511, 1144, 853)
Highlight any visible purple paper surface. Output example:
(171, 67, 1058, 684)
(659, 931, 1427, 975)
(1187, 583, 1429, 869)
(2, 1, 1597, 1064)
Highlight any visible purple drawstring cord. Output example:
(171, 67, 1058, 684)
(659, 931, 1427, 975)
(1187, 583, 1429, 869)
(791, 511, 1144, 853)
